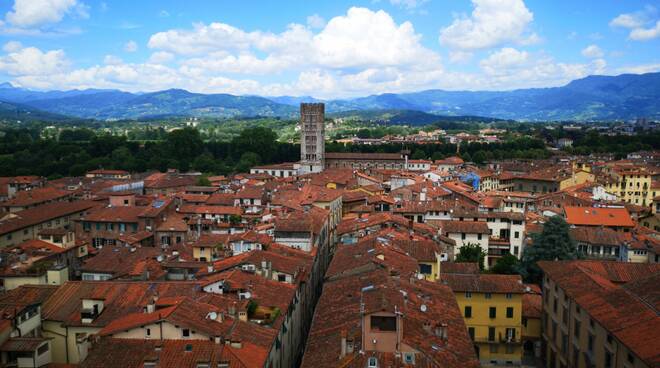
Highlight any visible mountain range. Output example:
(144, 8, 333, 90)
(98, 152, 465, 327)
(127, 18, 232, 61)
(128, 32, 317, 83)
(0, 72, 658, 122)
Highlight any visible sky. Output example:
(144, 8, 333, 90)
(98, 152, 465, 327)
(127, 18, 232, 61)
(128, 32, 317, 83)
(0, 0, 658, 98)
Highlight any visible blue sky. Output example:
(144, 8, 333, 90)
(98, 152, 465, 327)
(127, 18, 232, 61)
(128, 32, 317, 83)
(0, 0, 658, 98)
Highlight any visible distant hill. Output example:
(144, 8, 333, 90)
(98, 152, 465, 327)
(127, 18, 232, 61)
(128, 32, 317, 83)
(0, 72, 658, 121)
(0, 100, 73, 122)
(328, 109, 506, 126)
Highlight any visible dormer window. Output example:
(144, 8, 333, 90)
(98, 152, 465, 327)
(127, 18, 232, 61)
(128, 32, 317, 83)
(404, 353, 415, 364)
(346, 339, 354, 354)
(370, 316, 396, 332)
(367, 357, 378, 368)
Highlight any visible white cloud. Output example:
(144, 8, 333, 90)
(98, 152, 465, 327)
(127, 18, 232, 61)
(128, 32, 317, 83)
(615, 63, 660, 74)
(5, 0, 87, 28)
(448, 50, 473, 63)
(124, 40, 138, 53)
(478, 47, 607, 89)
(439, 0, 536, 50)
(147, 51, 174, 64)
(629, 20, 660, 41)
(158, 10, 170, 18)
(306, 14, 325, 29)
(2, 41, 23, 53)
(149, 7, 440, 73)
(390, 0, 429, 10)
(610, 6, 660, 41)
(581, 44, 604, 58)
(103, 55, 122, 65)
(0, 44, 69, 76)
(610, 13, 646, 29)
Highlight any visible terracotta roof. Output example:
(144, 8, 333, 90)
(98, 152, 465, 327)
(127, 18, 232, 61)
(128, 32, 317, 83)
(80, 246, 162, 277)
(440, 262, 480, 274)
(301, 268, 479, 368)
(79, 338, 266, 368)
(440, 273, 525, 294)
(439, 220, 490, 234)
(522, 285, 542, 319)
(0, 337, 47, 352)
(0, 200, 98, 236)
(1, 187, 72, 208)
(538, 260, 660, 367)
(205, 192, 235, 206)
(564, 206, 635, 227)
(325, 152, 404, 161)
(569, 226, 628, 246)
(179, 205, 242, 216)
(82, 206, 145, 223)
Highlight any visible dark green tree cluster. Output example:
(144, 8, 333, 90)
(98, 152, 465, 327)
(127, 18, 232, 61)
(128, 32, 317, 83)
(565, 130, 659, 158)
(518, 216, 580, 283)
(0, 126, 299, 178)
(455, 243, 487, 271)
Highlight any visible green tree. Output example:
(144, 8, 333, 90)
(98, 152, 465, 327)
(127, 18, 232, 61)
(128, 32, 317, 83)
(411, 150, 427, 160)
(491, 254, 520, 275)
(231, 127, 277, 162)
(518, 216, 580, 283)
(166, 127, 204, 161)
(460, 151, 472, 162)
(455, 243, 486, 271)
(235, 152, 260, 173)
(197, 175, 211, 186)
(472, 150, 487, 164)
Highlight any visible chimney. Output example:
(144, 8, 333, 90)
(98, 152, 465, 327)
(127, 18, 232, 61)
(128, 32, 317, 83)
(146, 300, 155, 314)
(214, 336, 222, 344)
(207, 264, 214, 273)
(340, 329, 348, 358)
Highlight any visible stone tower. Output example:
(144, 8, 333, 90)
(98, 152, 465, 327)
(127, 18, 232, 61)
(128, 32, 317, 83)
(299, 103, 325, 174)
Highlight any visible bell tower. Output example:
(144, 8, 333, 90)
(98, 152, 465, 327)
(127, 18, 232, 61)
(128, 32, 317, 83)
(299, 103, 325, 174)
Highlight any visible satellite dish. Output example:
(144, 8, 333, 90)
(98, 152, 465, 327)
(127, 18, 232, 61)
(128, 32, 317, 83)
(207, 312, 218, 320)
(417, 273, 424, 280)
(244, 291, 252, 299)
(420, 304, 427, 312)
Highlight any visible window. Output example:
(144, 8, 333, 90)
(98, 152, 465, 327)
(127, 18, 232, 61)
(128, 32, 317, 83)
(37, 343, 49, 355)
(485, 293, 492, 299)
(506, 307, 514, 318)
(587, 333, 594, 353)
(627, 353, 635, 364)
(489, 345, 498, 353)
(461, 233, 466, 240)
(505, 293, 512, 299)
(146, 328, 151, 337)
(370, 316, 396, 332)
(604, 351, 613, 368)
(506, 328, 516, 341)
(489, 307, 497, 319)
(367, 357, 378, 368)
(465, 291, 472, 298)
(514, 231, 520, 238)
(477, 234, 482, 240)
(419, 264, 432, 275)
(464, 306, 472, 318)
(403, 353, 414, 364)
(488, 327, 495, 341)
(468, 327, 475, 340)
(182, 328, 190, 338)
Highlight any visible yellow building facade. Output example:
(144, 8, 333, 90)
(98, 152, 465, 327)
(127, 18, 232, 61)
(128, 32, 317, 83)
(442, 273, 524, 366)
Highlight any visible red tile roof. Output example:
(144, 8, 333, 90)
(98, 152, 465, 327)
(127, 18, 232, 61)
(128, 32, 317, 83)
(440, 273, 525, 294)
(539, 260, 660, 367)
(564, 206, 635, 227)
(0, 200, 98, 235)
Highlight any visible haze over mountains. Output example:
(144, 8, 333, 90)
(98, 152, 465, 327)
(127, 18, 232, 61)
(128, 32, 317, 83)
(0, 72, 658, 122)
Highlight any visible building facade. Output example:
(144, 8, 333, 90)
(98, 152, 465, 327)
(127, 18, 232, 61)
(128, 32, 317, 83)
(299, 103, 325, 175)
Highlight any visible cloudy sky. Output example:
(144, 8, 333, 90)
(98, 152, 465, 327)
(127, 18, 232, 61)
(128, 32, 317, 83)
(0, 0, 658, 98)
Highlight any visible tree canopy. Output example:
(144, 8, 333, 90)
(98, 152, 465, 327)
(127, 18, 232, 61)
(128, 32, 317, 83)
(455, 243, 486, 271)
(518, 216, 580, 283)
